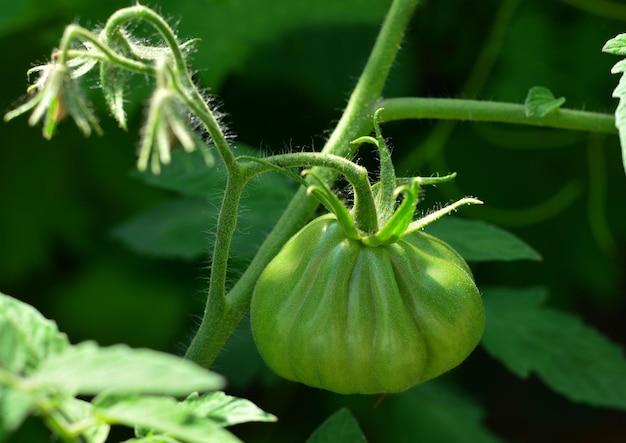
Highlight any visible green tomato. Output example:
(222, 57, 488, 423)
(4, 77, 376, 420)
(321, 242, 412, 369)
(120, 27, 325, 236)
(250, 213, 484, 394)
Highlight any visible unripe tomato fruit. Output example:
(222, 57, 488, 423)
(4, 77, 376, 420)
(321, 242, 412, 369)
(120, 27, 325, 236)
(250, 213, 484, 394)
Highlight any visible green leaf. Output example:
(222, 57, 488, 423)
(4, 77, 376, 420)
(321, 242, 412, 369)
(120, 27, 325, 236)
(182, 392, 276, 427)
(602, 33, 626, 56)
(306, 408, 367, 443)
(28, 341, 224, 396)
(482, 287, 626, 410)
(134, 148, 223, 197)
(93, 393, 241, 443)
(424, 217, 541, 262)
(112, 196, 212, 261)
(380, 384, 505, 443)
(59, 397, 110, 443)
(524, 86, 566, 118)
(0, 292, 71, 437)
(0, 386, 33, 437)
(602, 34, 626, 171)
(117, 148, 296, 261)
(604, 53, 626, 174)
(0, 292, 69, 374)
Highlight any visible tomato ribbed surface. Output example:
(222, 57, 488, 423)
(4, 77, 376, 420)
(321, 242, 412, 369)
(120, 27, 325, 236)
(251, 214, 484, 394)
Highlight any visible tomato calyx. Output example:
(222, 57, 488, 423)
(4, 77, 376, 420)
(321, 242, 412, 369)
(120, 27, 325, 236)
(304, 108, 482, 246)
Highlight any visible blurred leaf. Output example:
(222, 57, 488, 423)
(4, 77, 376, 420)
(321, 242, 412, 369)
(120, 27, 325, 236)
(381, 383, 505, 443)
(424, 217, 541, 262)
(93, 393, 241, 443)
(181, 392, 276, 427)
(117, 148, 297, 261)
(29, 341, 225, 396)
(0, 293, 68, 438)
(112, 196, 211, 261)
(0, 386, 33, 438)
(59, 397, 110, 443)
(134, 148, 223, 197)
(482, 287, 626, 410)
(306, 408, 367, 443)
(524, 86, 566, 118)
(0, 320, 35, 436)
(0, 292, 69, 373)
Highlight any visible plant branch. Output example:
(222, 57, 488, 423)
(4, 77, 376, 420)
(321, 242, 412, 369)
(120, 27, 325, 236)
(377, 97, 617, 134)
(185, 0, 421, 368)
(56, 25, 154, 75)
(184, 171, 245, 366)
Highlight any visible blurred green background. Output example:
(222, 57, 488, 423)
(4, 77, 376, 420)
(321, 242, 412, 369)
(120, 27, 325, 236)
(1, 0, 626, 441)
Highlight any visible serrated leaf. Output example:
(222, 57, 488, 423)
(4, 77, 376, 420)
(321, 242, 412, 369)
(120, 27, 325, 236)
(306, 408, 367, 443)
(28, 341, 224, 396)
(524, 86, 566, 118)
(482, 287, 626, 410)
(601, 36, 626, 173)
(0, 292, 69, 374)
(182, 392, 276, 427)
(607, 67, 626, 174)
(602, 33, 626, 56)
(381, 384, 505, 443)
(93, 393, 241, 443)
(424, 217, 541, 262)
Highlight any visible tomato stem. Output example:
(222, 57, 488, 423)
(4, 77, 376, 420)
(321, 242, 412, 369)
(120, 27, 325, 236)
(186, 0, 421, 368)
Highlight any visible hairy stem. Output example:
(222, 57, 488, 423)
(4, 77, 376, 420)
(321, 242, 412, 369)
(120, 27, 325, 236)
(185, 170, 245, 366)
(56, 26, 154, 75)
(185, 0, 421, 368)
(378, 97, 617, 133)
(240, 152, 378, 233)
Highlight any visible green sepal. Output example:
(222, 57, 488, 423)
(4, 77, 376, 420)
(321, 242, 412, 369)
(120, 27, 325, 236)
(302, 170, 360, 240)
(362, 179, 419, 246)
(350, 108, 396, 226)
(100, 61, 130, 130)
(62, 76, 103, 138)
(406, 197, 483, 234)
(371, 108, 397, 225)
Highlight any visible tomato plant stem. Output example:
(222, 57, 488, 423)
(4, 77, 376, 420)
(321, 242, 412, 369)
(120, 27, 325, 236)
(377, 97, 616, 134)
(185, 171, 245, 366)
(185, 0, 421, 368)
